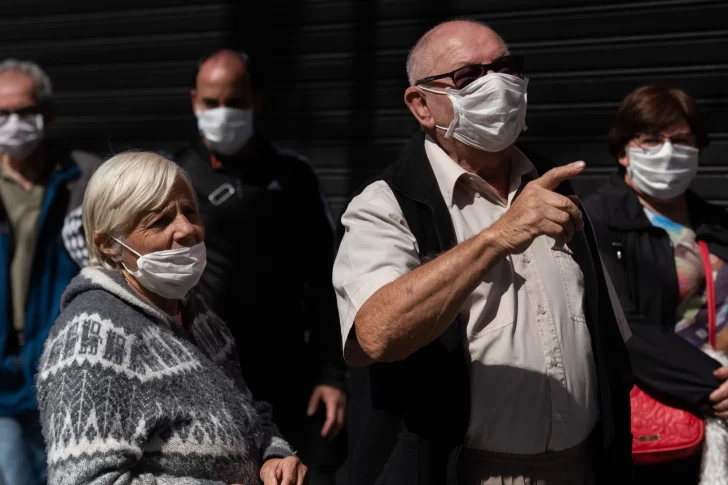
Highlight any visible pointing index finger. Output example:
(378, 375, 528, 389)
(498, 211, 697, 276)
(535, 161, 586, 191)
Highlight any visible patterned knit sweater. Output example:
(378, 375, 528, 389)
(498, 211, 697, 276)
(37, 267, 293, 484)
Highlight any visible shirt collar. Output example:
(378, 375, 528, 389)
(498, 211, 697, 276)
(424, 134, 537, 206)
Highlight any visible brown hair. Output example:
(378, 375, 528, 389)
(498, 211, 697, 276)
(607, 85, 709, 162)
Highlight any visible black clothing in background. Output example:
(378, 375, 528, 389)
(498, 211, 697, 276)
(174, 138, 347, 458)
(584, 174, 728, 416)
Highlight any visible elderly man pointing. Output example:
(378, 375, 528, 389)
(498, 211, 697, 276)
(333, 20, 632, 485)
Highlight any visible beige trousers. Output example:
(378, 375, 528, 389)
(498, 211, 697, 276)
(459, 441, 595, 485)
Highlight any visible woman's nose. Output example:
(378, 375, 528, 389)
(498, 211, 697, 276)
(172, 215, 199, 246)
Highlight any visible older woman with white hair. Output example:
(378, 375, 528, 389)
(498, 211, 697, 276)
(36, 152, 306, 485)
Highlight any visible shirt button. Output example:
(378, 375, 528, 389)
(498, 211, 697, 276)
(555, 413, 563, 421)
(523, 255, 530, 263)
(538, 305, 546, 315)
(474, 192, 481, 198)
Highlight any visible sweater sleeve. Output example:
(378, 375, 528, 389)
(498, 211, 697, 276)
(187, 298, 296, 462)
(37, 346, 227, 485)
(217, 357, 295, 461)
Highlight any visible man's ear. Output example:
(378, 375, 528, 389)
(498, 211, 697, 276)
(190, 89, 198, 114)
(404, 86, 435, 130)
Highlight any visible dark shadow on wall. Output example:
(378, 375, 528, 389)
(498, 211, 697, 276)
(345, 1, 379, 198)
(344, 0, 455, 200)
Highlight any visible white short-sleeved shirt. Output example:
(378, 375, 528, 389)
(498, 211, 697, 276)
(333, 136, 601, 454)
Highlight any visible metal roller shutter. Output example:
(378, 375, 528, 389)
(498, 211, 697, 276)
(1, 0, 726, 214)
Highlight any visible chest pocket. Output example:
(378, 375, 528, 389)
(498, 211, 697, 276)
(552, 245, 587, 324)
(467, 258, 516, 340)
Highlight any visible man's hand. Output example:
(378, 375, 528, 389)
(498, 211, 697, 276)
(710, 366, 728, 419)
(307, 384, 347, 439)
(488, 161, 586, 254)
(259, 456, 307, 485)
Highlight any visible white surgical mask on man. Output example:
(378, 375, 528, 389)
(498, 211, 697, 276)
(627, 142, 699, 200)
(113, 237, 207, 300)
(419, 72, 528, 153)
(0, 113, 44, 159)
(196, 106, 253, 156)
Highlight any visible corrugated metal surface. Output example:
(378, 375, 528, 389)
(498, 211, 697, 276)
(1, 0, 726, 214)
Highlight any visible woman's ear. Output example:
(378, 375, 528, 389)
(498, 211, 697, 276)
(617, 150, 630, 171)
(94, 234, 122, 263)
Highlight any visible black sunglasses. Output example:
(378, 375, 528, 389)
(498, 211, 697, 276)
(0, 105, 42, 118)
(415, 55, 524, 90)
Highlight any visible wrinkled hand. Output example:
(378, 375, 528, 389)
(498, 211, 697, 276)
(307, 384, 347, 439)
(260, 456, 307, 485)
(710, 366, 728, 419)
(489, 161, 586, 254)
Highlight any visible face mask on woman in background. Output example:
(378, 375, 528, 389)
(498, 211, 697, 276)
(627, 141, 699, 200)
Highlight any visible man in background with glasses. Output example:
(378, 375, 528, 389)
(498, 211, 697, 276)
(173, 49, 348, 485)
(0, 59, 100, 485)
(333, 20, 632, 485)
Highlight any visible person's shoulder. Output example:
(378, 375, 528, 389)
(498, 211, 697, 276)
(267, 142, 319, 179)
(582, 175, 624, 224)
(68, 149, 102, 173)
(346, 180, 399, 214)
(172, 141, 209, 169)
(689, 192, 728, 228)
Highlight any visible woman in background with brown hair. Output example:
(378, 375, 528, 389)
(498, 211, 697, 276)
(584, 85, 728, 483)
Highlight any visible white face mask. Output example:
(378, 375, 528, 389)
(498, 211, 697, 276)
(419, 72, 528, 153)
(113, 238, 207, 300)
(196, 106, 253, 156)
(0, 113, 44, 159)
(627, 142, 699, 200)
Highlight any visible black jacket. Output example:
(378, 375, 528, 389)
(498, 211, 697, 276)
(341, 132, 633, 485)
(174, 138, 347, 435)
(584, 174, 728, 416)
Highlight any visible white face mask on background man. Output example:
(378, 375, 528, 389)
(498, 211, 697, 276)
(196, 106, 253, 156)
(419, 72, 529, 153)
(113, 237, 207, 300)
(0, 113, 44, 159)
(627, 142, 699, 200)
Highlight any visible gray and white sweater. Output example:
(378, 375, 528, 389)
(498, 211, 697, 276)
(37, 267, 293, 485)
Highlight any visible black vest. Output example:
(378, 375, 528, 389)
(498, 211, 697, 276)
(341, 132, 633, 485)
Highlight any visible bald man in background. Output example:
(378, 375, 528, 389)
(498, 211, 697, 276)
(333, 20, 632, 485)
(173, 49, 348, 485)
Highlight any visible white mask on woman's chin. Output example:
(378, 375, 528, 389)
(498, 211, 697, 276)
(113, 237, 207, 300)
(418, 72, 528, 153)
(627, 142, 699, 200)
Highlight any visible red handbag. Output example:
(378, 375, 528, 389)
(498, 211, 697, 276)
(630, 241, 717, 465)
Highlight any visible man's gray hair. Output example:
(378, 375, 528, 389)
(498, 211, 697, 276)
(0, 59, 53, 102)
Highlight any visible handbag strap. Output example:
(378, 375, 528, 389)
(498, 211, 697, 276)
(698, 241, 717, 349)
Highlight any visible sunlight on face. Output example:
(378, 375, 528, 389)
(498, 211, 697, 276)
(121, 177, 205, 272)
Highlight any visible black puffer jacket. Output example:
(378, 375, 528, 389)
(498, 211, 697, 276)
(584, 174, 728, 415)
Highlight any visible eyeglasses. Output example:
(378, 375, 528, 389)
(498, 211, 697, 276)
(0, 105, 42, 125)
(634, 133, 697, 150)
(414, 55, 524, 90)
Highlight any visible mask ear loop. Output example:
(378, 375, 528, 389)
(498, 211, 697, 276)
(110, 236, 144, 279)
(112, 236, 143, 258)
(415, 85, 458, 136)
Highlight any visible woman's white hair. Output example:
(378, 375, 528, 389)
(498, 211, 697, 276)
(83, 151, 195, 270)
